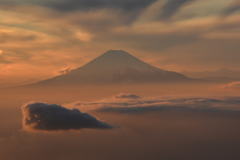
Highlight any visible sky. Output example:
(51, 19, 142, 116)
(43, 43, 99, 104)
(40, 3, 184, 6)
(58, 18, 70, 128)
(0, 0, 240, 86)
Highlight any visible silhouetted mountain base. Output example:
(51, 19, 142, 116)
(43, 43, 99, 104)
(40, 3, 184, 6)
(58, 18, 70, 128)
(30, 50, 194, 86)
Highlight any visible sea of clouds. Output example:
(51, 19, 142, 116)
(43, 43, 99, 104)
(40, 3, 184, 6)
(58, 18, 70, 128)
(71, 93, 240, 114)
(22, 93, 240, 132)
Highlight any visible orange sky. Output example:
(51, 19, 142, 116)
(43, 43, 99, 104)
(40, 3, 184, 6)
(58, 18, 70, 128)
(0, 0, 240, 86)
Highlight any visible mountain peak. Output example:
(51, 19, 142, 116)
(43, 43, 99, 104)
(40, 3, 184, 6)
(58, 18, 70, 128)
(89, 49, 141, 66)
(101, 50, 134, 58)
(33, 50, 191, 86)
(105, 49, 129, 54)
(104, 49, 130, 55)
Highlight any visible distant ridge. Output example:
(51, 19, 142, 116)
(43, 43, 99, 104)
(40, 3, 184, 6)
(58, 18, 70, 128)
(32, 50, 192, 86)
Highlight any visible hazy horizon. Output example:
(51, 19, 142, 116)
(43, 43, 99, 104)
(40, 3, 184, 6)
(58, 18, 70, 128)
(1, 49, 240, 88)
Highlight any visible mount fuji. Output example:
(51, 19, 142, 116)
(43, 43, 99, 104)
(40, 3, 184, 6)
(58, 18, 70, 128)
(34, 50, 192, 86)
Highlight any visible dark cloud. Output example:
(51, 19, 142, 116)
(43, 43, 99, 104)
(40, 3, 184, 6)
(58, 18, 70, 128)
(223, 4, 240, 16)
(159, 0, 195, 20)
(44, 0, 157, 11)
(22, 102, 112, 131)
(115, 93, 141, 99)
(1, 0, 156, 12)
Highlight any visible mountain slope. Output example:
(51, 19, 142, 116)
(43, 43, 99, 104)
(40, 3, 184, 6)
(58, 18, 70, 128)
(35, 50, 191, 85)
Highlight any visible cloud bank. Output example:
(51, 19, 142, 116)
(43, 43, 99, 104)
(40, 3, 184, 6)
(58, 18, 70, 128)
(224, 81, 240, 89)
(73, 93, 240, 114)
(22, 102, 112, 131)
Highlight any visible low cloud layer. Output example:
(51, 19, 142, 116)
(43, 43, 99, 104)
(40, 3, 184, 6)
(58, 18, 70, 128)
(224, 81, 240, 89)
(72, 93, 240, 114)
(22, 102, 112, 131)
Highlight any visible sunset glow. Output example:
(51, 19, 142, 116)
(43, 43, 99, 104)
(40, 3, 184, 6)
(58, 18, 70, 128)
(1, 1, 240, 160)
(0, 0, 239, 86)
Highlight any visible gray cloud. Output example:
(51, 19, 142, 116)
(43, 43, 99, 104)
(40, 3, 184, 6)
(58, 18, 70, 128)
(115, 93, 141, 100)
(159, 0, 195, 20)
(22, 102, 112, 131)
(43, 0, 157, 12)
(222, 1, 240, 16)
(0, 0, 157, 12)
(223, 7, 240, 16)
